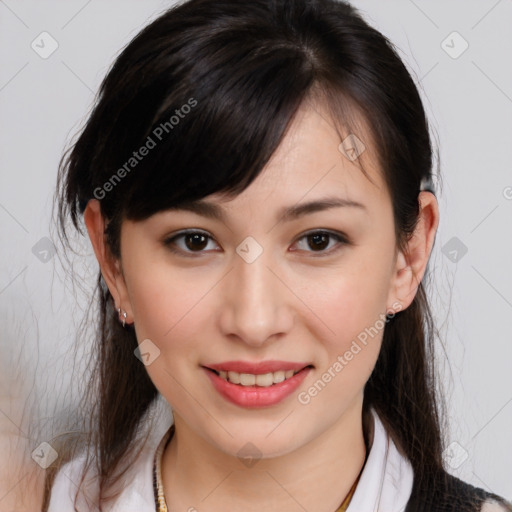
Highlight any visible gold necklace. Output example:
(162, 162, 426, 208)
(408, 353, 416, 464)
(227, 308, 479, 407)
(153, 425, 363, 512)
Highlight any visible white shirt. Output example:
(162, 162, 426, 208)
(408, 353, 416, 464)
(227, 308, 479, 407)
(347, 408, 413, 511)
(46, 404, 417, 512)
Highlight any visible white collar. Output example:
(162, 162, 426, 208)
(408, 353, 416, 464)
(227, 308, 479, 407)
(347, 408, 414, 512)
(48, 401, 414, 511)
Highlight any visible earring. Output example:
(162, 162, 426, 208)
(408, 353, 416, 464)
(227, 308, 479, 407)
(117, 307, 127, 328)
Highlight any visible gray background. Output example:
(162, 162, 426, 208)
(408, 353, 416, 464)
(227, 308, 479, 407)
(1, 0, 511, 505)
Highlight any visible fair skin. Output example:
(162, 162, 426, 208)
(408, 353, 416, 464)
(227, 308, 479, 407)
(84, 101, 439, 511)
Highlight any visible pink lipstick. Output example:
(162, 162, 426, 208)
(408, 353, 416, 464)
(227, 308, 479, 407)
(202, 360, 313, 408)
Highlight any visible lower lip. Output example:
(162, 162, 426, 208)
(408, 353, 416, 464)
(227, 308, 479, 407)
(203, 366, 312, 408)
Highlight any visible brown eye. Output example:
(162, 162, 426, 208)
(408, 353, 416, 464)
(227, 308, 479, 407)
(292, 230, 348, 255)
(184, 233, 208, 251)
(163, 230, 218, 255)
(307, 233, 330, 251)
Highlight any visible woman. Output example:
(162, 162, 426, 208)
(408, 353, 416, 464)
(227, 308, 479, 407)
(44, 0, 512, 510)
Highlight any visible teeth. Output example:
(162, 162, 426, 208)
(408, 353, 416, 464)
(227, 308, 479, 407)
(217, 369, 301, 387)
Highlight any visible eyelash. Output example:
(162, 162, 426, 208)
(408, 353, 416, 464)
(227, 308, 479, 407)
(162, 229, 349, 257)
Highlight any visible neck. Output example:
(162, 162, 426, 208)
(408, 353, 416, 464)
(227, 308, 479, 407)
(161, 398, 369, 512)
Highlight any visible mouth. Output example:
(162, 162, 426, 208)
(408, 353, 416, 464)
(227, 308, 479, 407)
(202, 363, 314, 408)
(203, 365, 314, 388)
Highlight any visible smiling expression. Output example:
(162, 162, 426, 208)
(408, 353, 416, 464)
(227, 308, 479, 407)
(111, 101, 408, 457)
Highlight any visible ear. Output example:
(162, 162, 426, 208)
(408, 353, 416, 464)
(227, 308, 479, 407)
(386, 191, 439, 313)
(83, 199, 134, 325)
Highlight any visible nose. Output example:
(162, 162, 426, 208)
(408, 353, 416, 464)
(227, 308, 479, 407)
(219, 247, 294, 347)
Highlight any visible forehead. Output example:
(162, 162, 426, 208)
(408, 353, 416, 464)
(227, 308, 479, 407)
(212, 100, 390, 214)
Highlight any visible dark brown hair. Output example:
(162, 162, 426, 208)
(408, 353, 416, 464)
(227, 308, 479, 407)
(45, 0, 448, 509)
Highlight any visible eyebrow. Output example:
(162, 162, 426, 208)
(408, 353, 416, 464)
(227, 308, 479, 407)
(167, 196, 367, 223)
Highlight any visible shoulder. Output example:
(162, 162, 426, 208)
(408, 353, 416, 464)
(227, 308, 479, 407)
(47, 397, 174, 511)
(481, 499, 512, 512)
(405, 470, 512, 512)
(46, 429, 170, 512)
(448, 473, 512, 512)
(47, 453, 101, 512)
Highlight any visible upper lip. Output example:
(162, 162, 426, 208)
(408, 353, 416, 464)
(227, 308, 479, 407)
(203, 360, 313, 374)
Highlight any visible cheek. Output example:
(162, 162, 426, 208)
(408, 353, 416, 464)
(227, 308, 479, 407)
(126, 255, 212, 343)
(295, 255, 391, 381)
(123, 262, 211, 395)
(296, 273, 386, 414)
(127, 271, 207, 412)
(302, 262, 390, 339)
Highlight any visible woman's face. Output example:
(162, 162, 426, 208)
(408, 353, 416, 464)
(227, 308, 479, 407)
(113, 103, 413, 458)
